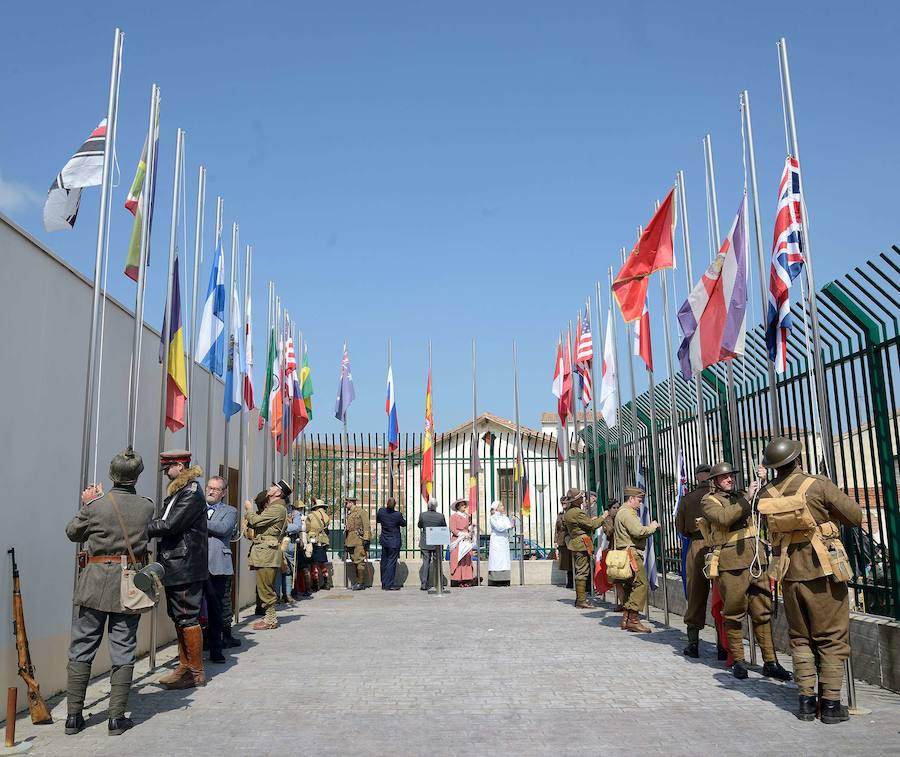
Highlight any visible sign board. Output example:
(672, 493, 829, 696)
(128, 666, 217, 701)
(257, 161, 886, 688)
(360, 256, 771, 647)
(425, 526, 451, 546)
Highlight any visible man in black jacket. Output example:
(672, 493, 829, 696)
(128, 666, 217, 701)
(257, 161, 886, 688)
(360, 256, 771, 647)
(149, 449, 208, 689)
(376, 497, 407, 590)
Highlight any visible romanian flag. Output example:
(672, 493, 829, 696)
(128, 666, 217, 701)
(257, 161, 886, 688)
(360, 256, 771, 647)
(300, 346, 313, 420)
(421, 371, 434, 502)
(124, 111, 160, 281)
(160, 254, 187, 432)
(515, 442, 531, 517)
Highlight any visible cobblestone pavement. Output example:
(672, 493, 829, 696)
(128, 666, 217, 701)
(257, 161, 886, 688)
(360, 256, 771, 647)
(10, 585, 900, 756)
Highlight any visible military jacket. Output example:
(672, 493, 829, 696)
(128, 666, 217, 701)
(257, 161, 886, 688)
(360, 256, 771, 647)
(700, 489, 765, 571)
(148, 465, 208, 586)
(307, 507, 330, 545)
(758, 470, 861, 581)
(562, 506, 604, 552)
(246, 499, 288, 568)
(554, 516, 568, 550)
(675, 485, 707, 539)
(344, 505, 372, 547)
(613, 505, 654, 554)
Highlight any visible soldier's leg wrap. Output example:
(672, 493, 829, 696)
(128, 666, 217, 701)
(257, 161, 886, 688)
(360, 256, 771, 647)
(747, 575, 776, 662)
(686, 626, 700, 646)
(67, 606, 108, 716)
(819, 661, 846, 701)
(781, 579, 816, 695)
(683, 542, 710, 631)
(719, 569, 752, 662)
(809, 577, 851, 700)
(624, 563, 648, 612)
(256, 567, 278, 619)
(108, 665, 134, 719)
(66, 661, 92, 716)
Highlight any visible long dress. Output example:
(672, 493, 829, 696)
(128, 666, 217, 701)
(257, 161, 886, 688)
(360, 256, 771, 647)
(449, 511, 474, 584)
(488, 513, 512, 583)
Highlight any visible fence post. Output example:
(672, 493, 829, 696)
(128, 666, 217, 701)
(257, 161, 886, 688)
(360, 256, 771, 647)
(702, 369, 732, 464)
(823, 282, 900, 620)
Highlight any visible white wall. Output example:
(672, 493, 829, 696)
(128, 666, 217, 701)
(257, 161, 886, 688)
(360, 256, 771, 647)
(0, 213, 262, 708)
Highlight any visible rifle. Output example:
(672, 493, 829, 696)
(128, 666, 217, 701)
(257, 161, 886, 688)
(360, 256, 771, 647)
(8, 549, 53, 724)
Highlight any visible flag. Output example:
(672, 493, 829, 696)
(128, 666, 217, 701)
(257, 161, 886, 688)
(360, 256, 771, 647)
(594, 524, 611, 594)
(223, 276, 243, 418)
(711, 581, 732, 665)
(636, 460, 659, 590)
(674, 451, 691, 599)
(242, 283, 255, 410)
(612, 188, 676, 321)
(633, 297, 653, 371)
(124, 113, 160, 281)
(515, 440, 531, 517)
(287, 336, 309, 436)
(677, 195, 749, 380)
(270, 334, 284, 440)
(258, 326, 278, 430)
(334, 343, 355, 422)
(766, 157, 806, 374)
(599, 309, 618, 427)
(300, 346, 313, 420)
(159, 254, 187, 432)
(195, 239, 225, 377)
(574, 311, 593, 405)
(468, 433, 481, 509)
(551, 340, 568, 463)
(386, 365, 399, 450)
(421, 371, 434, 502)
(43, 120, 106, 231)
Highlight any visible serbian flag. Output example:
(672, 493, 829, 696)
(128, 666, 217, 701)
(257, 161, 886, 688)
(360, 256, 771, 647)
(633, 298, 652, 372)
(386, 365, 399, 450)
(159, 254, 187, 432)
(421, 371, 434, 502)
(612, 188, 676, 322)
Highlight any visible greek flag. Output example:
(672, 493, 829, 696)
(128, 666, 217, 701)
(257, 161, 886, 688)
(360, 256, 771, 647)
(195, 239, 226, 376)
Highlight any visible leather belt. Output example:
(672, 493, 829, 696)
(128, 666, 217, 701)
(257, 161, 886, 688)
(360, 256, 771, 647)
(86, 554, 143, 564)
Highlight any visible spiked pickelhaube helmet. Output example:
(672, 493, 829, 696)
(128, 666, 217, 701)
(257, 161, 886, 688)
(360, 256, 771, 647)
(761, 437, 802, 469)
(109, 447, 144, 485)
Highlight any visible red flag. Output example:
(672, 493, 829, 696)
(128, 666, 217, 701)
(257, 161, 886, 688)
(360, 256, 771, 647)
(421, 371, 434, 502)
(612, 188, 676, 322)
(634, 298, 653, 372)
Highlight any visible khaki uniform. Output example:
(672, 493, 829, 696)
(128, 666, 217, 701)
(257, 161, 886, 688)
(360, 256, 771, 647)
(345, 505, 372, 585)
(562, 505, 604, 582)
(613, 506, 654, 612)
(758, 470, 861, 699)
(307, 507, 330, 548)
(700, 489, 775, 663)
(554, 515, 571, 573)
(247, 499, 288, 625)
(675, 485, 711, 631)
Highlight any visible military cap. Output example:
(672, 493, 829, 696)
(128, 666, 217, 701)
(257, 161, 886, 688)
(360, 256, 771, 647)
(622, 487, 645, 499)
(159, 448, 191, 470)
(295, 500, 306, 510)
(344, 495, 357, 503)
(311, 498, 328, 510)
(109, 447, 144, 485)
(274, 479, 292, 499)
(561, 488, 584, 507)
(694, 463, 712, 476)
(709, 461, 739, 478)
(452, 497, 469, 510)
(761, 437, 802, 469)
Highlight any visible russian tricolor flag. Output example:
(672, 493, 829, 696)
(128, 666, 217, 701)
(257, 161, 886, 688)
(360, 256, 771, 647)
(386, 365, 399, 450)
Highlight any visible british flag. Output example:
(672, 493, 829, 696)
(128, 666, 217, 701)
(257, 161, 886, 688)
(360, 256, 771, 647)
(574, 311, 593, 404)
(766, 156, 806, 373)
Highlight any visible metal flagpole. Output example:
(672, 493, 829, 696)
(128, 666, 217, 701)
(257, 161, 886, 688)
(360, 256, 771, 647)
(299, 330, 306, 500)
(778, 37, 859, 714)
(388, 338, 394, 497)
(126, 84, 160, 447)
(287, 314, 295, 489)
(273, 297, 281, 482)
(262, 282, 272, 488)
(342, 338, 351, 497)
(235, 243, 250, 625)
(513, 340, 526, 586)
(557, 333, 569, 494)
(741, 92, 781, 434)
(568, 320, 582, 489)
(206, 197, 223, 478)
(222, 222, 238, 480)
(151, 126, 184, 671)
(186, 165, 205, 451)
(645, 355, 670, 625)
(472, 337, 481, 588)
(586, 299, 602, 503)
(606, 272, 626, 499)
(620, 249, 640, 485)
(576, 309, 591, 492)
(676, 172, 708, 465)
(593, 286, 612, 502)
(79, 27, 122, 491)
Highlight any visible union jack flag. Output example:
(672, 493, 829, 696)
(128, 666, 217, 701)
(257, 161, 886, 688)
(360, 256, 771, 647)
(766, 156, 806, 373)
(574, 311, 593, 404)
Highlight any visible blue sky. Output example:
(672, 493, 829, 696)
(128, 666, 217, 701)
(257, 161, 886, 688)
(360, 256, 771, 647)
(2, 1, 898, 435)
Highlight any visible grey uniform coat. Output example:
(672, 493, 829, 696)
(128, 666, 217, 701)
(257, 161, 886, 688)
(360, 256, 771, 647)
(66, 486, 155, 613)
(207, 502, 238, 576)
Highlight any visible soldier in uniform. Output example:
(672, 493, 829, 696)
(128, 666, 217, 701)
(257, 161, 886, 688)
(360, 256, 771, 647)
(345, 496, 372, 590)
(600, 498, 624, 610)
(149, 449, 208, 689)
(561, 488, 605, 609)
(674, 463, 714, 658)
(613, 487, 657, 633)
(307, 498, 332, 590)
(554, 507, 572, 589)
(244, 480, 290, 629)
(700, 461, 791, 681)
(65, 448, 155, 736)
(758, 437, 862, 724)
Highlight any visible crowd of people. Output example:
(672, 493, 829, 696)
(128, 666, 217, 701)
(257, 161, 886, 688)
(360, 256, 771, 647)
(61, 433, 861, 735)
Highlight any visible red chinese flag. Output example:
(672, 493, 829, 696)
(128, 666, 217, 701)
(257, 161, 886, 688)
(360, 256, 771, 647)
(612, 188, 676, 322)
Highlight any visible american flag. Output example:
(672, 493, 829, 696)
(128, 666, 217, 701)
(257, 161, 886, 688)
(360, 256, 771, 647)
(766, 157, 806, 374)
(574, 311, 593, 404)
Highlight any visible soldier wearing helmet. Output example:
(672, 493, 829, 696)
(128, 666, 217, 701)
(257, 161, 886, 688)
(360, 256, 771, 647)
(757, 437, 861, 725)
(699, 461, 791, 682)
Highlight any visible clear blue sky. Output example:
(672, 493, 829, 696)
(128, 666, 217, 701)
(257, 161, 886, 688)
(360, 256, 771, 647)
(2, 1, 898, 435)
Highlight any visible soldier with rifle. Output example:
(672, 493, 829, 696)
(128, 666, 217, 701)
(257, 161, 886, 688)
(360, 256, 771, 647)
(64, 447, 155, 735)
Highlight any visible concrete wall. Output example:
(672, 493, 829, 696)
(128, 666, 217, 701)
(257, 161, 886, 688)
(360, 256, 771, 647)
(0, 212, 262, 711)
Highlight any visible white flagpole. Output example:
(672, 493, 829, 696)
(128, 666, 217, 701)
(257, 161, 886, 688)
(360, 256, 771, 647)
(620, 248, 640, 485)
(205, 197, 223, 477)
(606, 271, 626, 499)
(472, 337, 481, 588)
(568, 320, 582, 490)
(223, 222, 238, 480)
(187, 165, 206, 452)
(513, 339, 525, 586)
(586, 298, 602, 503)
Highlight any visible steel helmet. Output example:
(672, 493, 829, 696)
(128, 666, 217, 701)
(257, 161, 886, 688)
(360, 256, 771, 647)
(709, 461, 739, 478)
(761, 437, 802, 468)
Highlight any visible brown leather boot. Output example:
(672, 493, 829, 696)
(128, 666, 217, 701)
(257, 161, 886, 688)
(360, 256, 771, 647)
(625, 610, 652, 633)
(164, 625, 206, 689)
(158, 626, 188, 685)
(574, 581, 591, 609)
(620, 608, 629, 629)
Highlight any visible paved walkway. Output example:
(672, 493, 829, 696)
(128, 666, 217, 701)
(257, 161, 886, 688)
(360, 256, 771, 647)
(9, 585, 900, 756)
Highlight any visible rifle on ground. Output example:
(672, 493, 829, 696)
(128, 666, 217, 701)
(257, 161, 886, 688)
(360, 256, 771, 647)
(8, 548, 52, 724)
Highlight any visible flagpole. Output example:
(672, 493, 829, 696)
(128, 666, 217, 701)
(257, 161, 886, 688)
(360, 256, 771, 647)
(186, 165, 205, 452)
(342, 338, 351, 497)
(676, 171, 708, 465)
(594, 284, 613, 501)
(472, 337, 481, 589)
(567, 320, 582, 490)
(288, 314, 295, 487)
(297, 327, 303, 496)
(513, 339, 525, 586)
(741, 92, 781, 434)
(575, 310, 591, 492)
(79, 27, 122, 498)
(205, 197, 222, 478)
(222, 222, 238, 480)
(620, 249, 640, 485)
(126, 84, 160, 447)
(585, 299, 602, 503)
(557, 332, 568, 493)
(606, 272, 626, 499)
(388, 337, 394, 498)
(239, 244, 250, 505)
(645, 357, 670, 626)
(262, 282, 272, 488)
(274, 297, 281, 481)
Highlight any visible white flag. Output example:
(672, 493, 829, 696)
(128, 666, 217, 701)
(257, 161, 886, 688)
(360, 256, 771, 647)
(599, 309, 618, 428)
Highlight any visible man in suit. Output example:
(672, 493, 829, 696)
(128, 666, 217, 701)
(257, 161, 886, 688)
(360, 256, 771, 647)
(376, 497, 407, 590)
(203, 476, 238, 663)
(417, 499, 447, 591)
